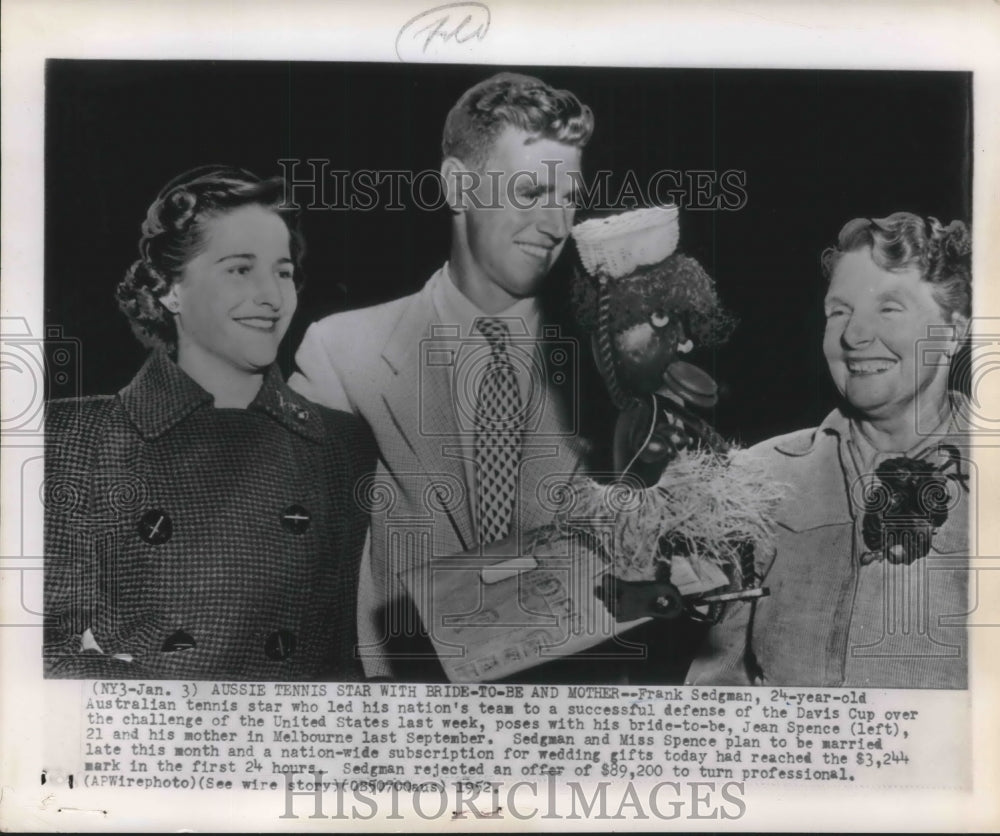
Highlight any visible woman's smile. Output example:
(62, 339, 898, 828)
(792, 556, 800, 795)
(844, 356, 898, 375)
(233, 314, 281, 332)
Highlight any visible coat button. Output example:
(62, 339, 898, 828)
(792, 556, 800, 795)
(138, 509, 172, 545)
(264, 630, 296, 661)
(162, 629, 196, 652)
(281, 505, 311, 535)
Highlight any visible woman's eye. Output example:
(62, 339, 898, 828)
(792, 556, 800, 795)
(277, 268, 295, 281)
(228, 264, 252, 276)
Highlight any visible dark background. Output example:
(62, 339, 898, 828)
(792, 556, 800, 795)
(45, 61, 971, 445)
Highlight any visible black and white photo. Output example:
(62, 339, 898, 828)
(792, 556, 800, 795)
(3, 1, 998, 831)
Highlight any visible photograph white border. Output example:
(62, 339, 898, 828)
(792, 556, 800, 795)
(3, 0, 999, 830)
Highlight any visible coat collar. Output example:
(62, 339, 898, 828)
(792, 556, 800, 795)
(119, 350, 325, 443)
(378, 272, 474, 548)
(774, 396, 972, 459)
(770, 411, 853, 531)
(769, 398, 971, 532)
(773, 408, 847, 457)
(381, 272, 439, 374)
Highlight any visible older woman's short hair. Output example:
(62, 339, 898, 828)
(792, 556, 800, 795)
(821, 212, 971, 320)
(116, 165, 303, 352)
(442, 72, 595, 169)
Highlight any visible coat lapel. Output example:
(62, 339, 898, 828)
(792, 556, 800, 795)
(772, 422, 853, 532)
(377, 276, 591, 554)
(379, 277, 475, 552)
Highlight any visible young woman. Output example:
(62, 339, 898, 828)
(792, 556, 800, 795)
(45, 165, 375, 680)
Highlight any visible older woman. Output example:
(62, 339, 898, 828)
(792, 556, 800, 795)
(44, 165, 375, 680)
(687, 212, 972, 688)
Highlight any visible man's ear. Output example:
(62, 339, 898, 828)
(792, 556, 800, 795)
(441, 156, 474, 213)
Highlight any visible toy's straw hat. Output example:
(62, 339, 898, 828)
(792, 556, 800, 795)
(572, 205, 680, 279)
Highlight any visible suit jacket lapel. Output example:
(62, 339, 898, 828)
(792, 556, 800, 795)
(380, 275, 475, 552)
(379, 278, 590, 553)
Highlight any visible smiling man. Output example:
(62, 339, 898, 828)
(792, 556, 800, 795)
(289, 73, 595, 680)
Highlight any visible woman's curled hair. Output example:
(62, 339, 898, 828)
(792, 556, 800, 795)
(821, 212, 971, 320)
(116, 165, 303, 352)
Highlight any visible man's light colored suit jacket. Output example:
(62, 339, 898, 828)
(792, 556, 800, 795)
(289, 269, 589, 678)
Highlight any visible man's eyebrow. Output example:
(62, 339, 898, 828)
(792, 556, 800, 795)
(823, 295, 850, 307)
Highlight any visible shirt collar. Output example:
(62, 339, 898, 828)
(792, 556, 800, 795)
(774, 394, 971, 461)
(846, 419, 947, 477)
(769, 398, 970, 532)
(843, 396, 969, 488)
(434, 262, 541, 339)
(119, 349, 325, 443)
(773, 408, 849, 457)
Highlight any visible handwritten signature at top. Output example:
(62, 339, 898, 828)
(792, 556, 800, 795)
(396, 2, 491, 61)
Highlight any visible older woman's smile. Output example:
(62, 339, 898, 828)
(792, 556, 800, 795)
(845, 357, 898, 375)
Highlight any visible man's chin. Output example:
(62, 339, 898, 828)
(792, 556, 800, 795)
(503, 274, 548, 299)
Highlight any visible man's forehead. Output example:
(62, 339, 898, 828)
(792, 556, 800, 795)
(484, 125, 583, 176)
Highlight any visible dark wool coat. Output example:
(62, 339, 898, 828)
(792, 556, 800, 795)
(44, 350, 376, 681)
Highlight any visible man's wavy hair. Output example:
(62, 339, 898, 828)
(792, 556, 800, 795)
(821, 212, 971, 321)
(115, 164, 303, 353)
(442, 72, 594, 169)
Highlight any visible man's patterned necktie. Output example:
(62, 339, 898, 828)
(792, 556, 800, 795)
(474, 318, 523, 544)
